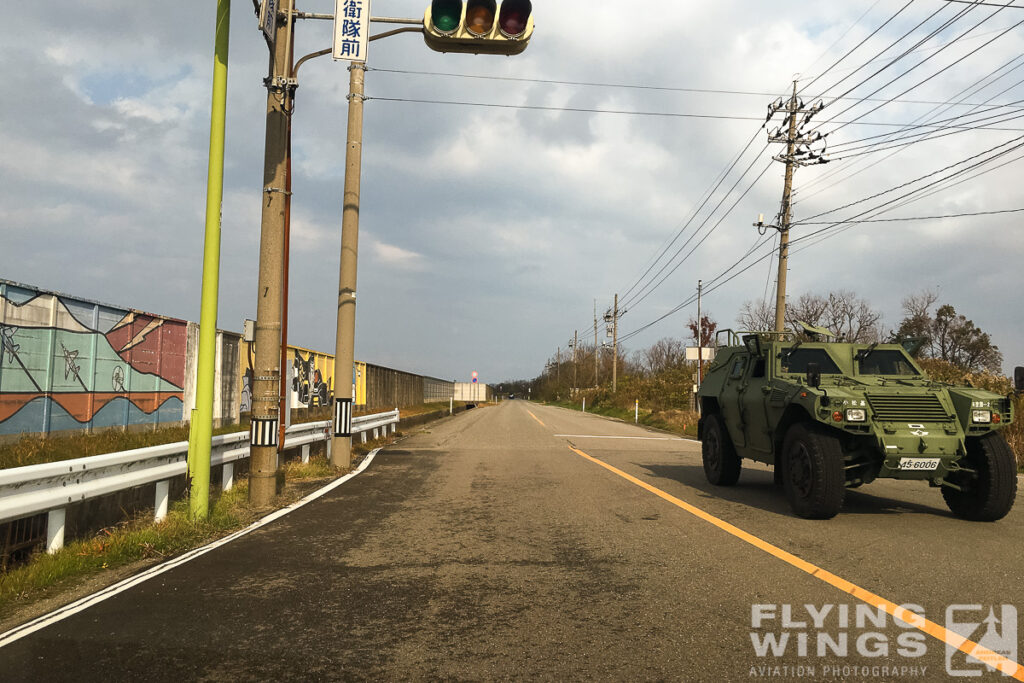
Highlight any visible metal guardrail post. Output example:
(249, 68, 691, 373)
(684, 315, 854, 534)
(46, 509, 65, 555)
(155, 481, 170, 522)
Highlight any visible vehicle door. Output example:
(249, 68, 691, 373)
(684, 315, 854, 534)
(740, 353, 773, 454)
(719, 354, 749, 448)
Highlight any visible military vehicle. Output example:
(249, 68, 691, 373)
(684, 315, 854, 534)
(696, 326, 1021, 520)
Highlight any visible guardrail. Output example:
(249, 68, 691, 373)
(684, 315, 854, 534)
(0, 410, 399, 553)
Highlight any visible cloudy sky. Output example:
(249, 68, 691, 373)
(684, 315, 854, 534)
(4, 1, 1024, 383)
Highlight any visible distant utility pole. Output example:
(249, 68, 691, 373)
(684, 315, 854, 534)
(571, 330, 578, 392)
(612, 294, 619, 393)
(593, 300, 599, 387)
(697, 279, 703, 388)
(757, 80, 828, 332)
(556, 346, 561, 385)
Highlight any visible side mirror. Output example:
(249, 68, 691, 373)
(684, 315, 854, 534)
(1015, 366, 1024, 393)
(807, 362, 821, 389)
(743, 334, 763, 358)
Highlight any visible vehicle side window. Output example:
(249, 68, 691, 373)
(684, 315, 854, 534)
(751, 358, 766, 378)
(729, 357, 747, 379)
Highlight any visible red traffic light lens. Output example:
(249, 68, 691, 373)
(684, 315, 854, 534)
(431, 0, 462, 34)
(498, 0, 531, 38)
(466, 0, 496, 36)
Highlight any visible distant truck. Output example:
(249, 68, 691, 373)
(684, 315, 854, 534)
(696, 327, 1021, 520)
(454, 382, 491, 406)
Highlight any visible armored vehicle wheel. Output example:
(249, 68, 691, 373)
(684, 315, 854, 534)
(782, 423, 845, 519)
(942, 432, 1017, 522)
(702, 413, 742, 486)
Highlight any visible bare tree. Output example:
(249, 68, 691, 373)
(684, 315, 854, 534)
(737, 298, 774, 331)
(639, 337, 686, 375)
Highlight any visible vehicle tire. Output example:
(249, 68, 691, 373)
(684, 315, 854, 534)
(782, 423, 845, 519)
(942, 432, 1018, 522)
(702, 414, 742, 486)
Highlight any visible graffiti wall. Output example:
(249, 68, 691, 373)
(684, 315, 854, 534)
(0, 280, 187, 436)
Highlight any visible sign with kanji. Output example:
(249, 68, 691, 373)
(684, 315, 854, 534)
(259, 0, 278, 45)
(333, 0, 371, 63)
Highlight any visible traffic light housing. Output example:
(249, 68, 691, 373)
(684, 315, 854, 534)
(424, 0, 534, 55)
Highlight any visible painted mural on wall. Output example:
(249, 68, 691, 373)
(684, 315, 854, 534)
(238, 342, 338, 414)
(0, 281, 186, 436)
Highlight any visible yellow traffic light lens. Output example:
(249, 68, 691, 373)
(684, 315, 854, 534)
(498, 0, 531, 37)
(431, 0, 462, 34)
(466, 0, 496, 35)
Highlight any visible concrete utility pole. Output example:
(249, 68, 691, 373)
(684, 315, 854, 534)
(330, 61, 367, 469)
(759, 80, 828, 333)
(612, 293, 619, 393)
(249, 6, 293, 506)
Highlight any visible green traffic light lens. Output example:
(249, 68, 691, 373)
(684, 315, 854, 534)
(498, 0, 531, 37)
(431, 0, 462, 34)
(466, 0, 496, 35)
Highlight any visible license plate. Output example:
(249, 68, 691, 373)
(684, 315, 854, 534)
(898, 457, 940, 471)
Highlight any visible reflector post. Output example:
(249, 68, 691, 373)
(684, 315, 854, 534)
(423, 0, 533, 55)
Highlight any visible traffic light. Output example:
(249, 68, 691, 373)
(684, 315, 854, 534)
(424, 0, 534, 55)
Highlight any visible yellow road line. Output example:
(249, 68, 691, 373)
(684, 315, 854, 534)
(526, 409, 546, 428)
(567, 445, 1024, 681)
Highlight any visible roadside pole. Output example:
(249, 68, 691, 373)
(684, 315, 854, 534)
(249, 9, 292, 506)
(330, 62, 366, 469)
(187, 0, 231, 520)
(612, 293, 619, 393)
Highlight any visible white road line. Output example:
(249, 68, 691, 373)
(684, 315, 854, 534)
(0, 447, 384, 649)
(553, 434, 686, 441)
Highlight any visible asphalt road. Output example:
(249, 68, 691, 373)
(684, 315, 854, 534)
(0, 401, 1021, 681)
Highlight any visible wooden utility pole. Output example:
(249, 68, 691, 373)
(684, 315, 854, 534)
(759, 81, 828, 333)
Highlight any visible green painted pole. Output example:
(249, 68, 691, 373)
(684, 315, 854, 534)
(188, 0, 231, 520)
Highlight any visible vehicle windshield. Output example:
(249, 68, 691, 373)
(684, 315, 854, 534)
(857, 349, 919, 376)
(778, 348, 842, 374)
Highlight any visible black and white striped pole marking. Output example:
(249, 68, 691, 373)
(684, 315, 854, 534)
(250, 417, 279, 447)
(334, 398, 353, 437)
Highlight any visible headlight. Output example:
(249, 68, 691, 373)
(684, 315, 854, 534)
(846, 409, 866, 422)
(972, 410, 991, 423)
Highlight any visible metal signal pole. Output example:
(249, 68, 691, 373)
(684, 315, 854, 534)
(758, 80, 828, 333)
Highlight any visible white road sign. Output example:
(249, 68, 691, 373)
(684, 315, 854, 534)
(333, 0, 372, 63)
(685, 347, 716, 361)
(259, 0, 278, 44)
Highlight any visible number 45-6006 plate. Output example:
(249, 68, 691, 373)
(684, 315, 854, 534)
(899, 457, 940, 471)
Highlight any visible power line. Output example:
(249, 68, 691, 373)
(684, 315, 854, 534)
(370, 66, 1024, 111)
(796, 206, 1024, 223)
(367, 96, 1024, 130)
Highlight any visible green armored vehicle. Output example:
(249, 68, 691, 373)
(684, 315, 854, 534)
(696, 327, 1021, 520)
